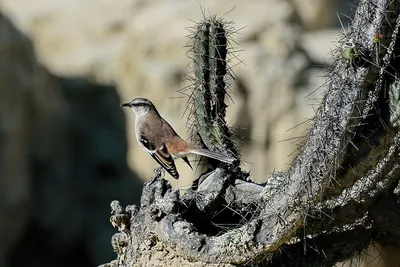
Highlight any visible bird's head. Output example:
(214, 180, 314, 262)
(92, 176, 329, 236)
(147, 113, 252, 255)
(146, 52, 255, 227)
(120, 98, 155, 116)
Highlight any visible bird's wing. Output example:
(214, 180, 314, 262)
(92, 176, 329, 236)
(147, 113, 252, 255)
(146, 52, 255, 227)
(150, 144, 179, 179)
(139, 135, 179, 179)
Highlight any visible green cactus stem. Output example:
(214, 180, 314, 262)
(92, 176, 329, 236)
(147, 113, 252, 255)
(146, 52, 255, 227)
(189, 16, 237, 159)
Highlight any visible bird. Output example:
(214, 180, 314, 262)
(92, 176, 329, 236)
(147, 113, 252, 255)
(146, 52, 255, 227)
(120, 97, 236, 179)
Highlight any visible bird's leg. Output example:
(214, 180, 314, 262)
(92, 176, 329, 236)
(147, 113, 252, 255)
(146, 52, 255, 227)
(154, 166, 165, 178)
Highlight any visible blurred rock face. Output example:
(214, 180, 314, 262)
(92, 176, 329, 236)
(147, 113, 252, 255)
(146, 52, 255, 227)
(1, 1, 398, 267)
(0, 14, 141, 267)
(0, 14, 39, 267)
(0, 0, 367, 266)
(0, 0, 342, 186)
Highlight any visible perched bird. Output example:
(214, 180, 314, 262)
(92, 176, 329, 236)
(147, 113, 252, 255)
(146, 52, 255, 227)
(121, 98, 236, 179)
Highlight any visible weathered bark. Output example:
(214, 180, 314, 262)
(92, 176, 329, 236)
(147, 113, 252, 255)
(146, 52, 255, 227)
(101, 0, 400, 266)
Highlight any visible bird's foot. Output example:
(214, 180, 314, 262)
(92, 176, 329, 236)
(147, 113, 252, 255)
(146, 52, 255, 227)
(153, 166, 165, 178)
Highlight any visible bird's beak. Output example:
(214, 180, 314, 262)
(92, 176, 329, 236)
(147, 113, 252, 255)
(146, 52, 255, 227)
(120, 103, 130, 108)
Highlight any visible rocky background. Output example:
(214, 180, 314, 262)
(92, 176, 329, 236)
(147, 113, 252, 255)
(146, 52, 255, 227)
(0, 0, 398, 266)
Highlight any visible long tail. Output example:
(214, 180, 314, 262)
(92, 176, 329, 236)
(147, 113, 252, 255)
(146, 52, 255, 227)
(190, 148, 236, 164)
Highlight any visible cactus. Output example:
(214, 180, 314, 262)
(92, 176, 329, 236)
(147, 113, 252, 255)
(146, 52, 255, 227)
(186, 15, 238, 161)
